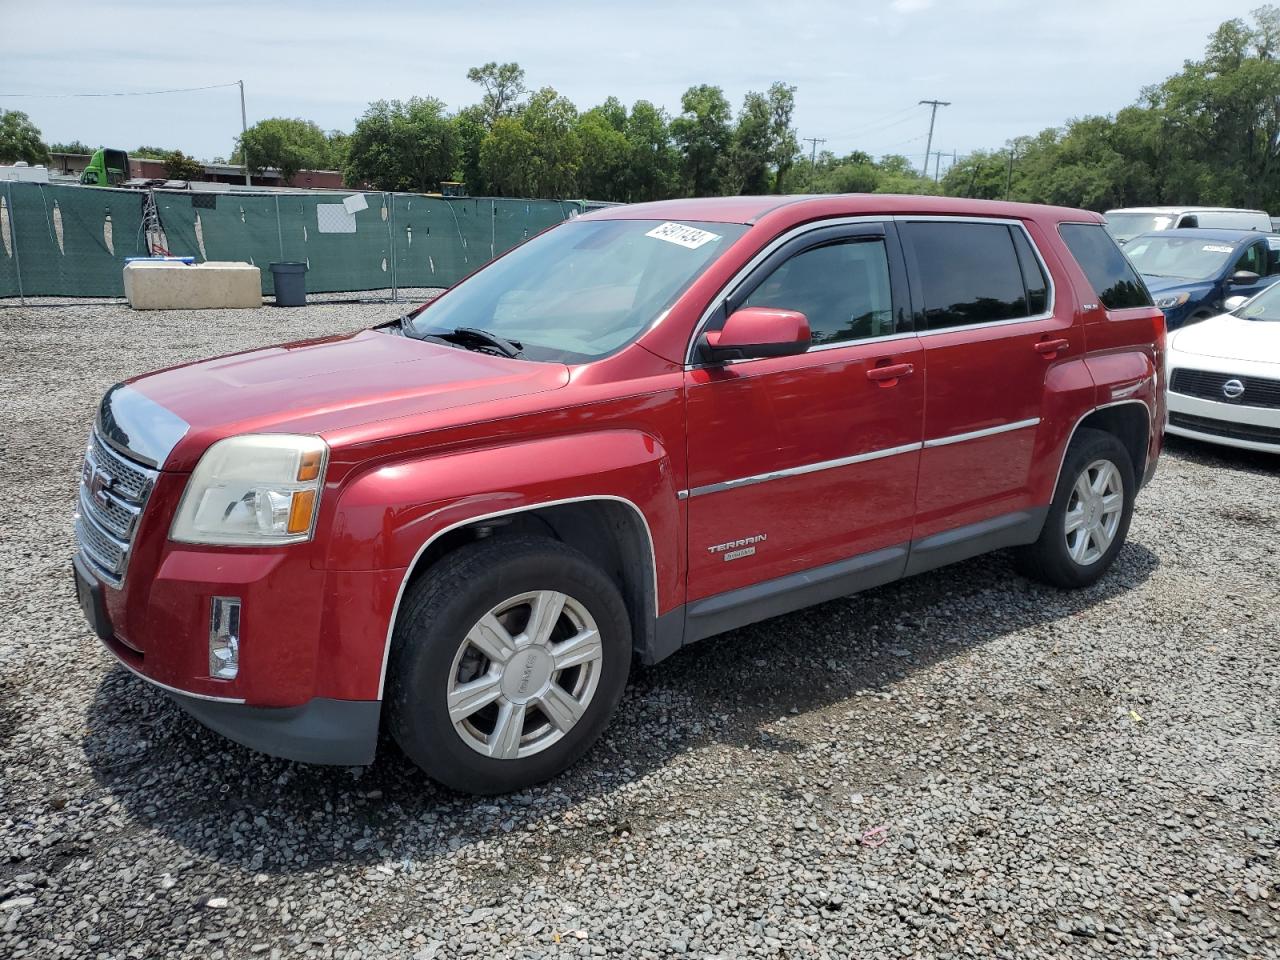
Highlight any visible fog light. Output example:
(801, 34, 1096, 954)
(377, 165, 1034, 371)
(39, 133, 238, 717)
(209, 597, 241, 680)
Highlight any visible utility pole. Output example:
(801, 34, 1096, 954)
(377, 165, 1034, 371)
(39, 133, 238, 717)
(918, 99, 950, 177)
(1005, 145, 1017, 201)
(803, 136, 827, 172)
(932, 150, 944, 182)
(238, 80, 250, 187)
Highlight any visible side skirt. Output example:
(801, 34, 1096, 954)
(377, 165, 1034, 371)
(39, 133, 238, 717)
(641, 506, 1049, 665)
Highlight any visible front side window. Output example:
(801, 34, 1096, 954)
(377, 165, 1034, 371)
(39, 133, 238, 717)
(743, 239, 894, 345)
(1059, 222, 1153, 309)
(903, 221, 1034, 329)
(406, 218, 748, 362)
(1233, 242, 1266, 277)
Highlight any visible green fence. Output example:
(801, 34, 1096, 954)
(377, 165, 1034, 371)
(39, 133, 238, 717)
(0, 181, 585, 299)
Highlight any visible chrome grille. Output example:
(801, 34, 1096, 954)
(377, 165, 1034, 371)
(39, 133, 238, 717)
(1170, 368, 1280, 409)
(74, 429, 158, 586)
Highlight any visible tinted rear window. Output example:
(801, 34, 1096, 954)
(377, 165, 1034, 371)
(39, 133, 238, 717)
(1058, 223, 1152, 310)
(903, 221, 1033, 329)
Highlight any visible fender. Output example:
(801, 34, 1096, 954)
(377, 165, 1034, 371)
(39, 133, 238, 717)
(324, 429, 680, 575)
(321, 430, 683, 699)
(1027, 357, 1097, 505)
(1051, 397, 1158, 497)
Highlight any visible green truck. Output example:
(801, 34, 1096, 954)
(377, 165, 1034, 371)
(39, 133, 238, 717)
(79, 148, 130, 187)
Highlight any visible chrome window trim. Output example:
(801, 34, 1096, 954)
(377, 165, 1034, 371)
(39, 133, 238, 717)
(111, 652, 247, 704)
(922, 417, 1041, 448)
(683, 215, 890, 367)
(895, 214, 1057, 331)
(376, 495, 659, 699)
(685, 442, 923, 499)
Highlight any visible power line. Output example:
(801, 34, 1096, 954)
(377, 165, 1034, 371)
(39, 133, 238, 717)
(918, 99, 951, 177)
(0, 82, 241, 99)
(828, 103, 924, 141)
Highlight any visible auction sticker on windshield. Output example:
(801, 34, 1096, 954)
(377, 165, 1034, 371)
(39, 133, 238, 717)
(1202, 244, 1234, 254)
(646, 222, 721, 249)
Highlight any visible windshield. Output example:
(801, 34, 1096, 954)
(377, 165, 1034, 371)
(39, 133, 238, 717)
(1122, 235, 1236, 281)
(1105, 213, 1174, 244)
(1233, 283, 1280, 322)
(406, 218, 748, 362)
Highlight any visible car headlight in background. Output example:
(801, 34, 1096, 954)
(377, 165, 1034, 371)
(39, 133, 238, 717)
(1154, 292, 1190, 311)
(171, 434, 328, 545)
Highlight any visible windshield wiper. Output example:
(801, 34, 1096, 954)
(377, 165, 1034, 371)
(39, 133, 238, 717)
(444, 327, 524, 358)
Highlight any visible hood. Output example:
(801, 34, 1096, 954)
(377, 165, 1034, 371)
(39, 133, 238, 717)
(1141, 275, 1215, 298)
(1170, 314, 1280, 364)
(117, 329, 570, 470)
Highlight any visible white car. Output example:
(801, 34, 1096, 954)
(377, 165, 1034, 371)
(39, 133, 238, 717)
(1166, 284, 1280, 453)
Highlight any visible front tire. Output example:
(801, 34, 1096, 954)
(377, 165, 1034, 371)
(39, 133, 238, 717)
(387, 536, 631, 794)
(1015, 428, 1135, 589)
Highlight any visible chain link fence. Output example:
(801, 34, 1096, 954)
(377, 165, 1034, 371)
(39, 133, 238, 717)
(0, 181, 587, 301)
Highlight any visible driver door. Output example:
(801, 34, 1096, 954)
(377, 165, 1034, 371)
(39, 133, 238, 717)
(683, 220, 924, 614)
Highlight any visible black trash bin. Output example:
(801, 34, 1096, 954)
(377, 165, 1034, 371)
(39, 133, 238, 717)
(269, 262, 308, 307)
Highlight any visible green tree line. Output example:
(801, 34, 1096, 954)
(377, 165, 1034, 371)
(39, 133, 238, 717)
(3, 7, 1275, 211)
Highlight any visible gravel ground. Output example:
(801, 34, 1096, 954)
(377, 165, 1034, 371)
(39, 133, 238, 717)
(1, 296, 1277, 960)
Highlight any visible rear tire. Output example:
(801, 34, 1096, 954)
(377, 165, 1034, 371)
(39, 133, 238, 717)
(1014, 428, 1135, 589)
(387, 536, 631, 795)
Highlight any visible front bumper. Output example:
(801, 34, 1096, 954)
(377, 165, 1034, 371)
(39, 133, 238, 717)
(1166, 390, 1280, 452)
(170, 690, 379, 766)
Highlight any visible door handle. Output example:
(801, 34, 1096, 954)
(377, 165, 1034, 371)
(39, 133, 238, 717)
(866, 362, 914, 384)
(1035, 338, 1070, 357)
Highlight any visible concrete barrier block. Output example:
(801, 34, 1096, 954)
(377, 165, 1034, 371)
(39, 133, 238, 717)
(124, 261, 262, 310)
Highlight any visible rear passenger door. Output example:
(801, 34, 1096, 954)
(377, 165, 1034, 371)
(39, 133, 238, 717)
(898, 217, 1071, 542)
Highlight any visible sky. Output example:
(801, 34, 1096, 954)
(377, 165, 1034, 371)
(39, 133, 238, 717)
(0, 0, 1260, 173)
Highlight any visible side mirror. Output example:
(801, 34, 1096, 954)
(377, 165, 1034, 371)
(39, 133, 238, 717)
(1229, 270, 1261, 285)
(698, 307, 811, 363)
(1223, 295, 1249, 311)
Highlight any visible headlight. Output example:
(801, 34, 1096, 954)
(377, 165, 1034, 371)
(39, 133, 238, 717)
(1154, 292, 1190, 310)
(171, 434, 328, 545)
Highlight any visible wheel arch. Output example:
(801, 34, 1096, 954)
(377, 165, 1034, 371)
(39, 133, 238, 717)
(1055, 399, 1153, 493)
(376, 495, 659, 699)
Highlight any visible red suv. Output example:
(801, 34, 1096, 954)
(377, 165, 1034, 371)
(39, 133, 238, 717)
(73, 195, 1165, 794)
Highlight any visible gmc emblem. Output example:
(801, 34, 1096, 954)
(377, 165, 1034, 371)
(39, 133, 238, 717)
(86, 464, 116, 509)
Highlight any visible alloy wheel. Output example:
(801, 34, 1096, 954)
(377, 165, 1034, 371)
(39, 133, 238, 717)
(445, 590, 603, 759)
(1063, 458, 1124, 566)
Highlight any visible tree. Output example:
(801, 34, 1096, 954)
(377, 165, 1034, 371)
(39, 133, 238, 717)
(479, 116, 537, 196)
(670, 85, 732, 196)
(622, 100, 678, 201)
(576, 102, 630, 200)
(467, 61, 527, 127)
(765, 82, 799, 193)
(132, 145, 174, 159)
(325, 130, 351, 174)
(515, 87, 581, 197)
(345, 98, 458, 193)
(49, 139, 94, 155)
(163, 150, 204, 180)
(453, 103, 490, 192)
(723, 90, 773, 194)
(234, 117, 332, 183)
(0, 110, 50, 165)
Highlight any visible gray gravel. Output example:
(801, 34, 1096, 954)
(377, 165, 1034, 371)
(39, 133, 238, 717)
(1, 296, 1277, 960)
